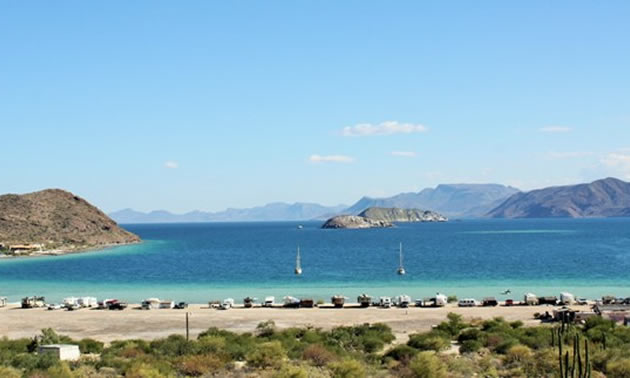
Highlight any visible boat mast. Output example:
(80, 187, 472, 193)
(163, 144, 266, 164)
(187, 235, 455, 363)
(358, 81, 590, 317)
(295, 245, 302, 275)
(397, 242, 406, 275)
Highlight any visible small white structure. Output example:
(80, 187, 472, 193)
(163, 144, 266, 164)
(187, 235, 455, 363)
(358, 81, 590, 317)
(458, 298, 479, 307)
(220, 298, 235, 310)
(142, 298, 161, 310)
(379, 296, 392, 308)
(0, 297, 7, 307)
(38, 344, 80, 361)
(560, 292, 576, 305)
(159, 300, 175, 309)
(434, 293, 448, 307)
(524, 293, 539, 306)
(63, 297, 79, 307)
(78, 297, 98, 308)
(396, 295, 411, 308)
(263, 296, 275, 307)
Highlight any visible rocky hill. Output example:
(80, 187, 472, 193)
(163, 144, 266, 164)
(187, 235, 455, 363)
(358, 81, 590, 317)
(487, 178, 630, 218)
(0, 189, 140, 250)
(345, 184, 519, 218)
(358, 207, 447, 222)
(321, 215, 393, 229)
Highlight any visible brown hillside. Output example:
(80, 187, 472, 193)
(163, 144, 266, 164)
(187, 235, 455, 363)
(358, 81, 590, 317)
(0, 189, 140, 247)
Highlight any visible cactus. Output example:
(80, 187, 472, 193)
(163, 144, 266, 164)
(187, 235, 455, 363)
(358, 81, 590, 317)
(577, 335, 582, 378)
(565, 351, 570, 378)
(571, 335, 577, 378)
(559, 329, 564, 377)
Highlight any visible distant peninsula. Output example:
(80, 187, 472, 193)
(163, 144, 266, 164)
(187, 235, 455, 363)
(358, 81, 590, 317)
(0, 189, 140, 257)
(322, 207, 448, 229)
(487, 177, 630, 218)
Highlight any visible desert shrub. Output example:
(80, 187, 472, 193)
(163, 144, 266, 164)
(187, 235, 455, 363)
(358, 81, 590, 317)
(457, 328, 483, 344)
(47, 362, 73, 378)
(150, 334, 195, 357)
(460, 339, 482, 354)
(256, 320, 277, 338)
(325, 324, 394, 354)
(407, 331, 450, 352)
(383, 344, 417, 362)
(328, 359, 365, 378)
(196, 335, 226, 354)
(608, 358, 630, 378)
(125, 362, 164, 378)
(512, 326, 550, 350)
(273, 363, 309, 378)
(409, 351, 447, 378)
(436, 313, 468, 337)
(505, 344, 533, 365)
(177, 354, 225, 376)
(11, 352, 58, 372)
(447, 295, 458, 303)
(0, 366, 21, 378)
(198, 328, 255, 360)
(246, 341, 286, 368)
(302, 344, 337, 366)
(78, 338, 104, 354)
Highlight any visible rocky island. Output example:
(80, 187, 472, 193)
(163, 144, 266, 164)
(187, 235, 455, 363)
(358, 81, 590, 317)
(0, 189, 141, 257)
(322, 207, 447, 229)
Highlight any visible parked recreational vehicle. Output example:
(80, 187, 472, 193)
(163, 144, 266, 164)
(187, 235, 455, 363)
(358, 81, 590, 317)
(357, 294, 372, 308)
(283, 296, 300, 308)
(331, 295, 346, 308)
(300, 298, 315, 308)
(396, 295, 411, 308)
(458, 298, 478, 307)
(380, 296, 392, 308)
(243, 297, 257, 308)
(524, 293, 539, 306)
(560, 292, 576, 305)
(482, 297, 498, 307)
(78, 297, 98, 308)
(21, 296, 46, 309)
(263, 296, 275, 307)
(142, 298, 161, 310)
(220, 298, 235, 310)
(434, 293, 448, 307)
(0, 297, 7, 308)
(159, 301, 175, 309)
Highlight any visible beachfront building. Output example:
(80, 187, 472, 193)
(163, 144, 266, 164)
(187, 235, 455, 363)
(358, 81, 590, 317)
(38, 344, 80, 361)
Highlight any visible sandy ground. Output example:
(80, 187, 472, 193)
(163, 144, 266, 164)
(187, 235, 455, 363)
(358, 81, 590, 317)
(0, 303, 590, 344)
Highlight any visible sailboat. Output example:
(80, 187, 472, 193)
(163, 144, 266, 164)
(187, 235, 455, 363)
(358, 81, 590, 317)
(294, 246, 302, 275)
(397, 242, 406, 275)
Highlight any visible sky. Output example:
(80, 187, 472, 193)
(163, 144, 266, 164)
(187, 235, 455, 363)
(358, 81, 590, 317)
(1, 1, 630, 213)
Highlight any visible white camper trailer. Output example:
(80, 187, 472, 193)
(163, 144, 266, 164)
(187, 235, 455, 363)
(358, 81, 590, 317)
(379, 296, 392, 308)
(560, 292, 576, 305)
(142, 298, 161, 310)
(263, 296, 275, 307)
(524, 293, 539, 306)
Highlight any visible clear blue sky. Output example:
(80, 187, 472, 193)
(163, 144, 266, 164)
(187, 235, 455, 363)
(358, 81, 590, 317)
(2, 1, 630, 213)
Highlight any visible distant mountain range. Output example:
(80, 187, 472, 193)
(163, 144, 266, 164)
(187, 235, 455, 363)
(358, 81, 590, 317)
(486, 177, 630, 218)
(344, 184, 520, 218)
(109, 202, 348, 223)
(110, 183, 520, 223)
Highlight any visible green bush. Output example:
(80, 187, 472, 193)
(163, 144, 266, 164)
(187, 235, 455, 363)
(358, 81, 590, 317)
(273, 363, 309, 378)
(408, 331, 451, 352)
(436, 313, 468, 337)
(447, 295, 458, 303)
(328, 359, 365, 378)
(409, 351, 447, 378)
(246, 341, 286, 368)
(177, 354, 225, 376)
(608, 358, 630, 378)
(78, 338, 104, 354)
(0, 366, 21, 378)
(460, 339, 482, 354)
(383, 344, 418, 362)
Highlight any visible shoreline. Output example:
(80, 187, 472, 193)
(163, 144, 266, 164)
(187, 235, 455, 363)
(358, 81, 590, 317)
(0, 240, 142, 260)
(0, 302, 581, 343)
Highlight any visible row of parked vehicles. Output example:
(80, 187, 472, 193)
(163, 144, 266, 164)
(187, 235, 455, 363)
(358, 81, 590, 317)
(20, 296, 129, 310)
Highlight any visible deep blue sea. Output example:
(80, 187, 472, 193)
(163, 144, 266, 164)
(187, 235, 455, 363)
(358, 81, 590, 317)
(1, 218, 629, 303)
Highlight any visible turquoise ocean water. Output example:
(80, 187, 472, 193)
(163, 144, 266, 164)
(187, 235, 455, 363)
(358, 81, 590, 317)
(1, 219, 629, 303)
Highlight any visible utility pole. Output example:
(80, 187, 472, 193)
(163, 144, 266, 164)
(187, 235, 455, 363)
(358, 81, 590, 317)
(186, 312, 191, 341)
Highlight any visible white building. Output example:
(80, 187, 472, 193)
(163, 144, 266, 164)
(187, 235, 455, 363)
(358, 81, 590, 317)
(38, 344, 80, 361)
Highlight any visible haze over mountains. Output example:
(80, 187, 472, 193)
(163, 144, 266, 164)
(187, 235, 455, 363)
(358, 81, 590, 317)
(487, 178, 630, 218)
(109, 203, 348, 224)
(345, 184, 519, 218)
(109, 183, 519, 223)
